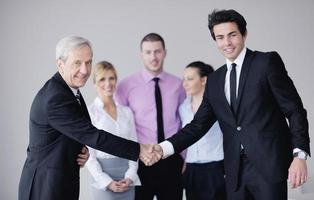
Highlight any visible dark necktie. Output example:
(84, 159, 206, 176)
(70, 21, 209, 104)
(75, 89, 91, 121)
(153, 77, 165, 142)
(76, 89, 81, 105)
(230, 63, 237, 114)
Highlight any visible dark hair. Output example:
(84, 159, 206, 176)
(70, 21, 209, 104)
(208, 9, 247, 40)
(140, 33, 165, 50)
(186, 61, 214, 77)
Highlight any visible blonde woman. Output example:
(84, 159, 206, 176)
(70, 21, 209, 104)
(86, 61, 140, 200)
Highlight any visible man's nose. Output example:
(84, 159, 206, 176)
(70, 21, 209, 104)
(80, 64, 89, 74)
(224, 37, 231, 46)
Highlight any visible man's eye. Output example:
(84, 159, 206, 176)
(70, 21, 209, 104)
(75, 61, 81, 66)
(86, 61, 92, 66)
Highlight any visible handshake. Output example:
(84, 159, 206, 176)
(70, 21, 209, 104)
(139, 144, 163, 166)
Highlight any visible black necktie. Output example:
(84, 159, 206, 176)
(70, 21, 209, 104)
(76, 90, 81, 105)
(153, 77, 165, 142)
(230, 63, 237, 114)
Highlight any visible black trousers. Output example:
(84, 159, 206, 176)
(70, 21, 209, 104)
(183, 161, 226, 200)
(135, 154, 183, 200)
(227, 153, 287, 200)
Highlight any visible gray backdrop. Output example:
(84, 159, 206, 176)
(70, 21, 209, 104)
(1, 0, 313, 199)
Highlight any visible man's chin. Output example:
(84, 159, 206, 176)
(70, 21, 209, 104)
(76, 81, 87, 88)
(151, 66, 162, 72)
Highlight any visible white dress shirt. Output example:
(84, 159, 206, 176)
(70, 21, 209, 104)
(179, 97, 223, 163)
(224, 47, 246, 102)
(86, 97, 141, 190)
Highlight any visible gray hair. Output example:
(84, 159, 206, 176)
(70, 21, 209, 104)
(56, 36, 93, 60)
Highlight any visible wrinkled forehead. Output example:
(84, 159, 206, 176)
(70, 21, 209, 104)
(67, 45, 93, 60)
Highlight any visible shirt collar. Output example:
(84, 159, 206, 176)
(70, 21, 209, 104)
(94, 96, 118, 108)
(69, 87, 79, 96)
(226, 47, 247, 71)
(94, 96, 104, 107)
(141, 68, 166, 83)
(183, 96, 192, 105)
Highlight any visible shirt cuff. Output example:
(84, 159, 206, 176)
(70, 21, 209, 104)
(159, 140, 174, 159)
(293, 148, 307, 154)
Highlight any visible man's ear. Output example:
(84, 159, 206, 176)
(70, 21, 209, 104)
(243, 30, 248, 41)
(139, 51, 143, 60)
(57, 59, 64, 73)
(201, 76, 207, 86)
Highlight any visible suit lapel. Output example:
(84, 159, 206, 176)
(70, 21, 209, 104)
(235, 49, 255, 113)
(219, 65, 232, 112)
(216, 65, 237, 125)
(79, 95, 91, 122)
(53, 72, 91, 122)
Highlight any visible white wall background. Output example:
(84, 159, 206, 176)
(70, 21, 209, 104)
(0, 0, 313, 199)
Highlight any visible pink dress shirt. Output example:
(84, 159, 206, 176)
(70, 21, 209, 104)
(115, 69, 185, 144)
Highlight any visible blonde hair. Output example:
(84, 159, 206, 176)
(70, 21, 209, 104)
(93, 61, 117, 84)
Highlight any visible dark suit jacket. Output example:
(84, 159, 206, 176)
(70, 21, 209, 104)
(168, 49, 310, 191)
(18, 72, 140, 200)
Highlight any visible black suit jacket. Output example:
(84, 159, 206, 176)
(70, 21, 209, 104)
(168, 49, 310, 191)
(18, 72, 140, 200)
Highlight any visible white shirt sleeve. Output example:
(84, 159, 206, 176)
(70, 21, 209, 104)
(293, 148, 307, 155)
(159, 140, 175, 159)
(85, 147, 113, 190)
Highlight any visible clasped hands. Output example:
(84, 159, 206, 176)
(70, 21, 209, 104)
(140, 144, 163, 166)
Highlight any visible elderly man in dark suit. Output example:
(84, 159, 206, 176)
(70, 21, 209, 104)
(148, 9, 310, 200)
(18, 36, 157, 200)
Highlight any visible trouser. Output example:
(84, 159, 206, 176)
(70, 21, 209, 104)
(135, 154, 183, 200)
(227, 153, 287, 200)
(183, 161, 226, 200)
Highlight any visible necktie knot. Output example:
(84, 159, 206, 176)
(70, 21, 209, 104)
(153, 77, 160, 84)
(231, 63, 237, 70)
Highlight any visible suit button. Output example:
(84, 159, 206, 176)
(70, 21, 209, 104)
(237, 126, 242, 131)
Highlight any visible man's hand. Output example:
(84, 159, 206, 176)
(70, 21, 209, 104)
(77, 146, 89, 167)
(153, 144, 163, 159)
(139, 144, 163, 166)
(288, 157, 307, 188)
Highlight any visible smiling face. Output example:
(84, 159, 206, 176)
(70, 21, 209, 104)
(213, 22, 246, 62)
(141, 41, 166, 75)
(57, 44, 93, 89)
(94, 69, 117, 98)
(182, 67, 207, 97)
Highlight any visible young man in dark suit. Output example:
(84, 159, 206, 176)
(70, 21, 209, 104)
(149, 9, 310, 200)
(18, 36, 158, 200)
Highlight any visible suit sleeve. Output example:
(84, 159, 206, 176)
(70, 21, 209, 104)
(47, 92, 140, 161)
(267, 52, 310, 155)
(167, 78, 217, 153)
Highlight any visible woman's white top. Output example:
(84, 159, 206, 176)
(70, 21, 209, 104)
(86, 97, 141, 190)
(179, 96, 224, 163)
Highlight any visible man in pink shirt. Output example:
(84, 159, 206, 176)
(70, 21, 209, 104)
(115, 33, 185, 200)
